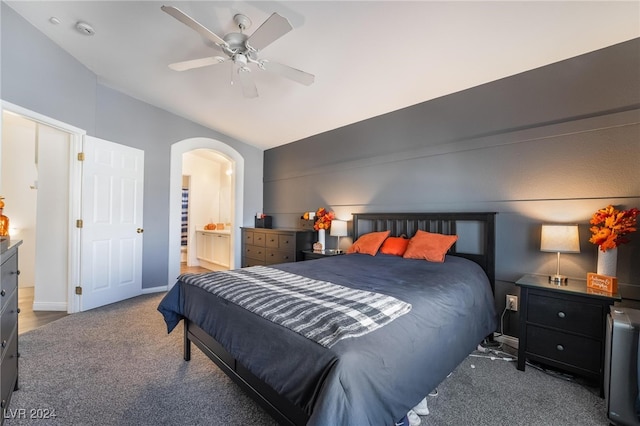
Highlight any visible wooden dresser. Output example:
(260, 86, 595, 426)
(0, 240, 21, 422)
(241, 228, 314, 267)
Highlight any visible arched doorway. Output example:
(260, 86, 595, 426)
(168, 138, 244, 289)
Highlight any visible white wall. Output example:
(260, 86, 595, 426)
(182, 151, 221, 266)
(1, 112, 38, 287)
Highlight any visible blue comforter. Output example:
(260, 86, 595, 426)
(158, 254, 497, 425)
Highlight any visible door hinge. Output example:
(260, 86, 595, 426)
(76, 219, 83, 228)
(75, 286, 83, 295)
(77, 152, 85, 161)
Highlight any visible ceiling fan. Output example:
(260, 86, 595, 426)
(161, 5, 315, 98)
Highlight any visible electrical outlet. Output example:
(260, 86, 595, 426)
(506, 295, 518, 312)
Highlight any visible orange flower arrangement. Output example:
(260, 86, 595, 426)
(589, 205, 639, 252)
(313, 207, 335, 231)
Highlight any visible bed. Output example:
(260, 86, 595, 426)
(158, 212, 498, 425)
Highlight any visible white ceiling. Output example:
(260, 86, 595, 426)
(5, 1, 639, 150)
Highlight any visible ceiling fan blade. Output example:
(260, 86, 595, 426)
(237, 67, 258, 98)
(246, 13, 293, 52)
(169, 56, 226, 72)
(262, 61, 315, 86)
(161, 5, 228, 47)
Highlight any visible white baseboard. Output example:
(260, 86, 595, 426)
(32, 301, 67, 312)
(142, 286, 168, 295)
(494, 333, 519, 350)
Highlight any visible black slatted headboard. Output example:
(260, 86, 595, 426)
(352, 212, 496, 292)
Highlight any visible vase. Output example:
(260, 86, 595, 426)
(317, 229, 325, 250)
(596, 247, 617, 277)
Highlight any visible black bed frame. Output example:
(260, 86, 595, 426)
(183, 212, 496, 425)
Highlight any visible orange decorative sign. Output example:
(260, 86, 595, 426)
(586, 272, 618, 294)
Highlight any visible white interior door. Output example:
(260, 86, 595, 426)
(80, 136, 144, 311)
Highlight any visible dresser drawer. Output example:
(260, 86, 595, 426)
(265, 248, 295, 265)
(0, 254, 17, 313)
(527, 293, 603, 338)
(0, 291, 17, 360)
(242, 258, 264, 267)
(244, 231, 254, 246)
(526, 325, 601, 373)
(0, 333, 18, 412)
(252, 232, 266, 247)
(264, 233, 295, 249)
(243, 245, 266, 262)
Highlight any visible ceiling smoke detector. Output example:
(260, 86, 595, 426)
(75, 21, 95, 36)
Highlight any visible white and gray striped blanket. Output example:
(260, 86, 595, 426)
(178, 266, 412, 348)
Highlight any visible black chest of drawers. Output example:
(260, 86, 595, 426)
(0, 240, 21, 423)
(515, 274, 620, 396)
(241, 228, 314, 267)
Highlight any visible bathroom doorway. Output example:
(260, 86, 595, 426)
(168, 137, 244, 289)
(181, 149, 233, 273)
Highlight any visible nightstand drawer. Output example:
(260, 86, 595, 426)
(526, 325, 601, 373)
(527, 293, 603, 338)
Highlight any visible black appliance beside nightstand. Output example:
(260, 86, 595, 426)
(515, 274, 621, 396)
(301, 249, 344, 261)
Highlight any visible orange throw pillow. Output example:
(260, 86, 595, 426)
(379, 237, 410, 256)
(403, 230, 458, 263)
(346, 231, 390, 256)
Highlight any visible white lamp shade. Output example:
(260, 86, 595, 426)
(330, 220, 348, 237)
(540, 224, 580, 253)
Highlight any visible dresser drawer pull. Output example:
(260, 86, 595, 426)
(1, 340, 6, 348)
(557, 311, 566, 319)
(556, 344, 564, 351)
(0, 290, 5, 297)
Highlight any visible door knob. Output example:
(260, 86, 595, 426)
(136, 228, 144, 234)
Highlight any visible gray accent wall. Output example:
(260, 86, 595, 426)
(1, 4, 264, 289)
(265, 38, 640, 336)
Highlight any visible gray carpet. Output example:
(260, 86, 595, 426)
(7, 292, 609, 425)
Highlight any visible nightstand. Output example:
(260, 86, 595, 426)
(515, 274, 621, 396)
(301, 249, 344, 261)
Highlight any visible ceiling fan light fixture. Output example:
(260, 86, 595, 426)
(163, 7, 315, 98)
(234, 54, 248, 67)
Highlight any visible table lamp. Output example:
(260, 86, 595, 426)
(330, 220, 347, 253)
(540, 224, 580, 285)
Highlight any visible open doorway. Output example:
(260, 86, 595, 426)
(1, 104, 83, 315)
(181, 149, 233, 274)
(168, 137, 244, 289)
